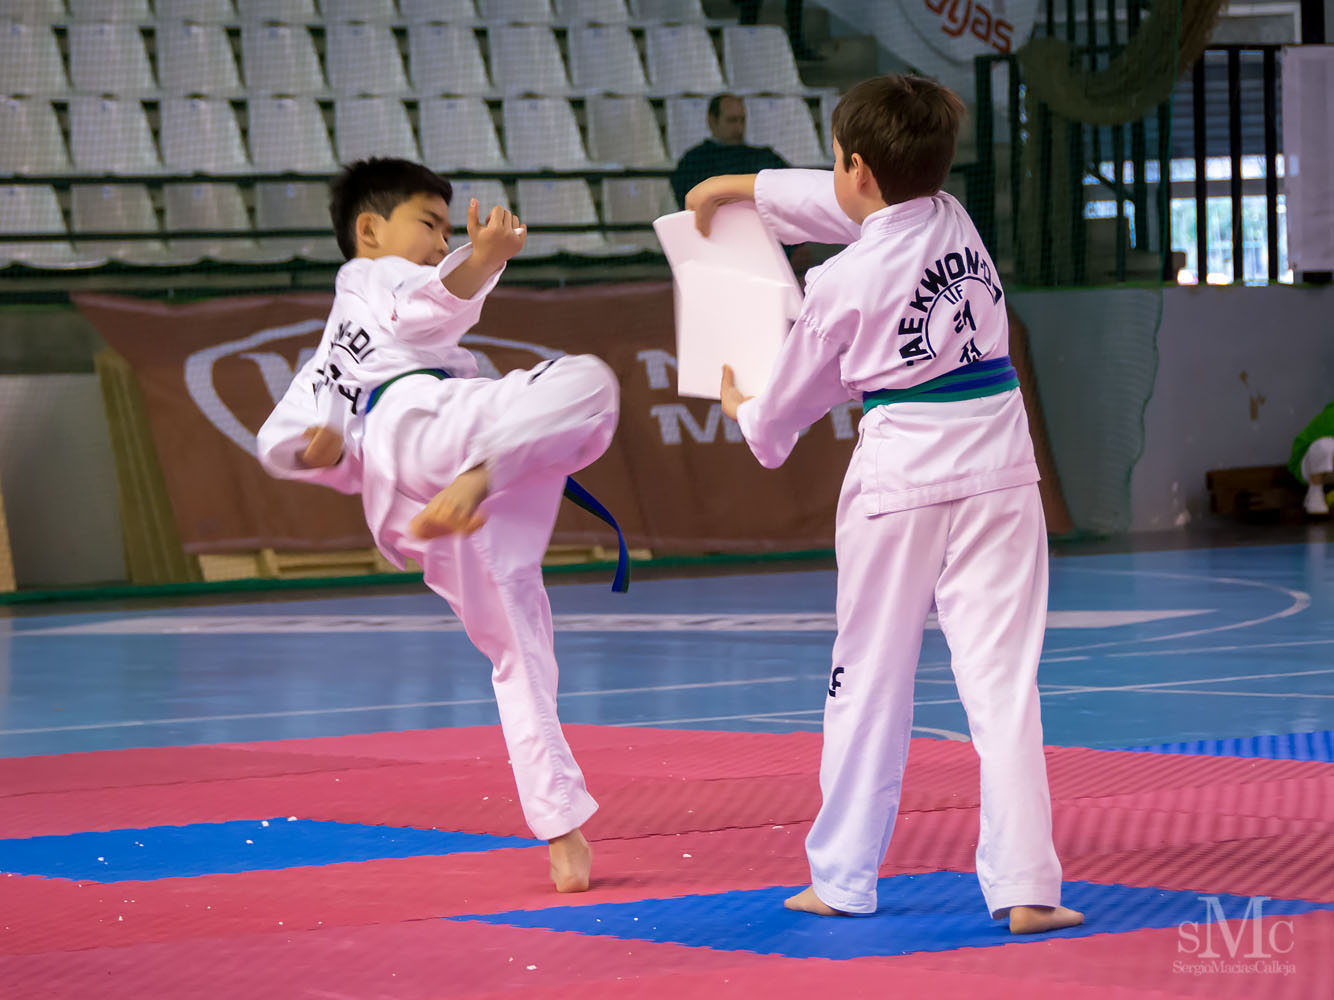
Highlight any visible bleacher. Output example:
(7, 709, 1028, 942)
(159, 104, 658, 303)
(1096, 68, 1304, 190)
(0, 0, 837, 275)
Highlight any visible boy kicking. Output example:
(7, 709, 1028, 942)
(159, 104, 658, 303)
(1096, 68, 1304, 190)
(258, 158, 620, 892)
(688, 76, 1084, 933)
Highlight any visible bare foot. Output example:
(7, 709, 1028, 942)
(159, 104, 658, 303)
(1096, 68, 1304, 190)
(1009, 904, 1084, 934)
(783, 886, 847, 916)
(409, 465, 490, 539)
(548, 828, 592, 893)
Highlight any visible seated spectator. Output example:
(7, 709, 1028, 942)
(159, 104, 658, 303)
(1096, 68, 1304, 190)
(670, 95, 788, 208)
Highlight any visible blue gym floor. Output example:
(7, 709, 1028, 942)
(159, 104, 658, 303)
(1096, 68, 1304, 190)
(1, 542, 1330, 759)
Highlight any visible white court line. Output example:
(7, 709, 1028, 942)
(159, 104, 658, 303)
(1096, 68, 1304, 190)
(1108, 637, 1334, 658)
(1124, 688, 1334, 700)
(1042, 568, 1310, 656)
(1034, 667, 1334, 697)
(0, 675, 800, 737)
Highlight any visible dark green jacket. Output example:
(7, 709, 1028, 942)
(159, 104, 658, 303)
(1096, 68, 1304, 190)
(670, 140, 788, 207)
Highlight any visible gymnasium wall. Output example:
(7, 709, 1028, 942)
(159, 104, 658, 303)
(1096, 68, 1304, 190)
(1015, 283, 1334, 534)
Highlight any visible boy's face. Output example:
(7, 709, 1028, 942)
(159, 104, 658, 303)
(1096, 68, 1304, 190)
(360, 192, 451, 267)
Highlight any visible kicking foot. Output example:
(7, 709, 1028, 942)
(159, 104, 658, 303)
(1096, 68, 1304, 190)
(409, 465, 490, 539)
(548, 828, 592, 893)
(784, 886, 847, 916)
(1009, 905, 1084, 934)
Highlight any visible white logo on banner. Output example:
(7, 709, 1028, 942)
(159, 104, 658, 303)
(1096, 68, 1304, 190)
(183, 319, 325, 458)
(820, 0, 1041, 98)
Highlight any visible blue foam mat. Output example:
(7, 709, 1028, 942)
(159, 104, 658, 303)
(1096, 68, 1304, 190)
(0, 819, 538, 882)
(454, 872, 1334, 961)
(1120, 730, 1334, 762)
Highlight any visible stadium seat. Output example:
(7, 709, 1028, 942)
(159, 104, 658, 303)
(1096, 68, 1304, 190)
(157, 22, 244, 97)
(821, 90, 838, 148)
(554, 0, 629, 22)
(163, 182, 286, 263)
(70, 183, 185, 265)
(334, 97, 422, 162)
(420, 96, 509, 170)
(478, 0, 552, 21)
(0, 97, 72, 175)
(0, 0, 67, 24)
(567, 24, 648, 94)
(155, 0, 239, 21)
(67, 0, 152, 19)
(241, 23, 327, 94)
(585, 94, 669, 166)
(253, 181, 343, 262)
(745, 95, 826, 165)
(450, 178, 511, 214)
(327, 22, 410, 95)
(502, 96, 588, 168)
(0, 23, 69, 95)
(629, 0, 705, 22)
(408, 23, 493, 95)
(399, 0, 478, 22)
(0, 185, 106, 270)
(663, 94, 709, 160)
(722, 25, 803, 93)
(70, 96, 163, 173)
(515, 179, 608, 257)
(249, 96, 338, 170)
(600, 177, 673, 251)
(321, 0, 398, 21)
(161, 97, 251, 173)
(69, 23, 158, 96)
(236, 0, 318, 21)
(488, 25, 570, 95)
(644, 25, 724, 94)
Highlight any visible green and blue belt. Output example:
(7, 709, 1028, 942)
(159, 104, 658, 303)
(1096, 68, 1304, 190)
(366, 367, 629, 592)
(862, 355, 1019, 412)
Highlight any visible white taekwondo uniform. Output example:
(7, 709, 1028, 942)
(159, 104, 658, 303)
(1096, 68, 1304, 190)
(258, 245, 618, 841)
(739, 168, 1063, 916)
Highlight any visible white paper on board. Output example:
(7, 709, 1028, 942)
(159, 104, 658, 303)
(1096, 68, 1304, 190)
(652, 203, 803, 400)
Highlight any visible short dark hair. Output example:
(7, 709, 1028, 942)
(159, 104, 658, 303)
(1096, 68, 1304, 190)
(707, 93, 741, 120)
(328, 157, 453, 260)
(831, 75, 966, 204)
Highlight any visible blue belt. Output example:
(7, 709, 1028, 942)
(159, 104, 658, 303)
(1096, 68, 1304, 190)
(366, 367, 629, 592)
(862, 355, 1019, 412)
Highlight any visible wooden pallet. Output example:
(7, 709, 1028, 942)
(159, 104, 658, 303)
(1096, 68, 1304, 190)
(95, 349, 202, 586)
(1206, 465, 1308, 522)
(0, 471, 15, 593)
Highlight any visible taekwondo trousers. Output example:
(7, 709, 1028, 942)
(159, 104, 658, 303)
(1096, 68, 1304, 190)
(362, 354, 619, 840)
(805, 475, 1063, 917)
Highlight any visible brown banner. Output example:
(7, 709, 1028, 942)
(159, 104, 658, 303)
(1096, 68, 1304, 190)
(74, 285, 861, 554)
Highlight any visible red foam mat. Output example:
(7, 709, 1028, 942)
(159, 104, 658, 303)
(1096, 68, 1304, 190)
(0, 745, 398, 798)
(3, 726, 1332, 998)
(0, 910, 1212, 1000)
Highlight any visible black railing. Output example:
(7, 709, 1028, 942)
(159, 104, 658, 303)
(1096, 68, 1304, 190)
(973, 38, 1288, 285)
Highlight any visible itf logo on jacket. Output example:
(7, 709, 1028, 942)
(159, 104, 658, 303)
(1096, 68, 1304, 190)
(897, 247, 1004, 368)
